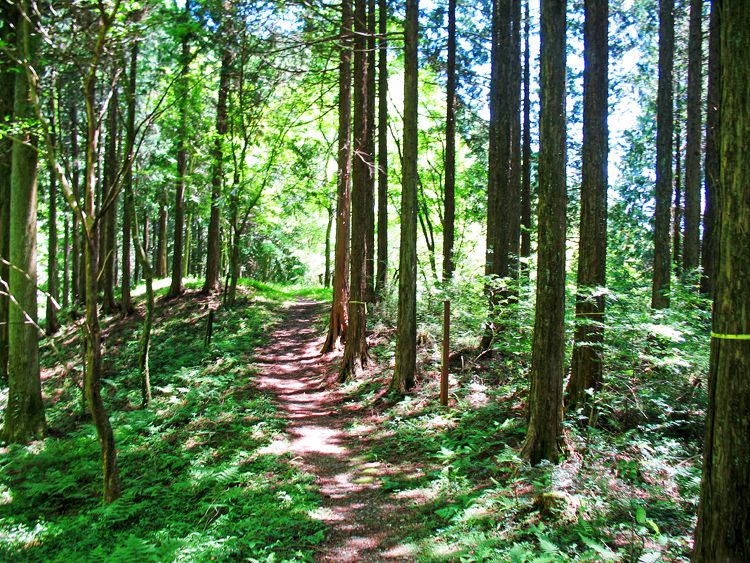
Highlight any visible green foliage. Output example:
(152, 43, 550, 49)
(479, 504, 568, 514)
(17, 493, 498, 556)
(1, 284, 325, 562)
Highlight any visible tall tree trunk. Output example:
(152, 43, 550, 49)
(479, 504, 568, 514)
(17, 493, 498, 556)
(673, 109, 682, 275)
(390, 0, 419, 393)
(681, 0, 702, 272)
(481, 0, 513, 352)
(2, 0, 45, 443)
(652, 0, 674, 309)
(167, 9, 191, 299)
(101, 86, 118, 313)
(443, 0, 456, 282)
(83, 63, 121, 504)
(156, 196, 168, 277)
(322, 0, 352, 354)
(375, 0, 388, 297)
(520, 0, 532, 269)
(121, 38, 139, 316)
(566, 0, 608, 416)
(508, 0, 522, 274)
(203, 46, 231, 294)
(364, 0, 376, 302)
(0, 3, 15, 383)
(339, 0, 370, 379)
(692, 2, 750, 557)
(520, 0, 566, 465)
(700, 0, 719, 297)
(46, 89, 60, 334)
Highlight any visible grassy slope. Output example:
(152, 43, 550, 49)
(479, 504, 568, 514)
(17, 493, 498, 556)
(0, 281, 330, 562)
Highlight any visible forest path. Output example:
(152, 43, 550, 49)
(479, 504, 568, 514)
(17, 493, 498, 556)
(254, 299, 420, 562)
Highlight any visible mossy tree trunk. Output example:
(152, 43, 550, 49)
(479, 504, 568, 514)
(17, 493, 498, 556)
(2, 0, 45, 443)
(692, 1, 750, 557)
(390, 0, 418, 394)
(520, 0, 566, 465)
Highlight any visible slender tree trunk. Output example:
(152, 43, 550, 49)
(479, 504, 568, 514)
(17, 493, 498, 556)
(2, 0, 45, 443)
(203, 46, 231, 294)
(83, 66, 121, 504)
(566, 0, 608, 416)
(121, 38, 139, 316)
(0, 3, 16, 383)
(652, 0, 674, 309)
(520, 0, 566, 465)
(63, 215, 70, 309)
(46, 89, 60, 334)
(324, 205, 333, 288)
(322, 0, 352, 354)
(375, 0, 388, 297)
(673, 108, 682, 275)
(520, 0, 532, 269)
(364, 0, 376, 302)
(167, 11, 191, 299)
(682, 0, 702, 272)
(156, 196, 167, 277)
(508, 0, 522, 274)
(443, 0, 456, 282)
(692, 2, 750, 557)
(390, 0, 419, 393)
(339, 0, 370, 379)
(102, 86, 118, 313)
(700, 0, 719, 297)
(70, 100, 83, 305)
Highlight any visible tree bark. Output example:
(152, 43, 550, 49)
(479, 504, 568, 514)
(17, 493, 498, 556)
(156, 196, 168, 277)
(339, 0, 370, 379)
(101, 85, 118, 313)
(0, 2, 15, 383)
(443, 0, 456, 282)
(322, 0, 352, 354)
(390, 0, 418, 394)
(520, 0, 532, 270)
(692, 1, 750, 557)
(364, 0, 376, 302)
(167, 8, 191, 299)
(700, 0, 719, 297)
(2, 0, 45, 443)
(682, 0, 702, 272)
(83, 58, 121, 504)
(566, 0, 608, 416)
(520, 0, 566, 465)
(203, 45, 231, 294)
(46, 88, 60, 334)
(121, 37, 139, 316)
(652, 0, 674, 309)
(70, 99, 83, 305)
(63, 215, 70, 309)
(375, 0, 388, 297)
(324, 205, 333, 288)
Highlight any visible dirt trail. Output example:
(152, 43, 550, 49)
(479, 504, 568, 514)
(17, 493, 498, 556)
(254, 299, 418, 562)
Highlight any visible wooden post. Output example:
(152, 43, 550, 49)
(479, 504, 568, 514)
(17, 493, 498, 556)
(440, 299, 450, 405)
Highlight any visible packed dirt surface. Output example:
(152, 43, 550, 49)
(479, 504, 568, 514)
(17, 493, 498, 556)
(254, 300, 421, 562)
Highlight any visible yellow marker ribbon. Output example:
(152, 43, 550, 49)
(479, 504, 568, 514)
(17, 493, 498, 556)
(711, 332, 750, 340)
(349, 300, 368, 314)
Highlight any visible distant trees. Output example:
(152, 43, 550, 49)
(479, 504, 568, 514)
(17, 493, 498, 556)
(692, 1, 749, 558)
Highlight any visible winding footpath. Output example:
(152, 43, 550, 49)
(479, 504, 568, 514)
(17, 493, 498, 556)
(253, 300, 419, 562)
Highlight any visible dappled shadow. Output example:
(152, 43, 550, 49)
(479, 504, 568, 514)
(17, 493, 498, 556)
(255, 300, 431, 562)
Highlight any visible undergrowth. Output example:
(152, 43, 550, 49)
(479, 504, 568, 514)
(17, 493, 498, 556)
(0, 282, 327, 562)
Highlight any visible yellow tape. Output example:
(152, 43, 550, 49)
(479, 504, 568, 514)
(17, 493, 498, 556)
(349, 300, 368, 314)
(711, 332, 750, 340)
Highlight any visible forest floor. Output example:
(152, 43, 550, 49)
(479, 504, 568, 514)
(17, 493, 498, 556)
(0, 282, 704, 562)
(254, 299, 427, 561)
